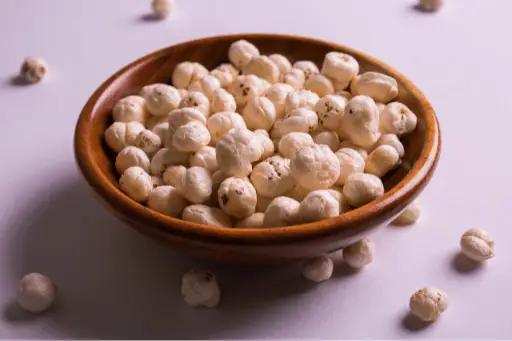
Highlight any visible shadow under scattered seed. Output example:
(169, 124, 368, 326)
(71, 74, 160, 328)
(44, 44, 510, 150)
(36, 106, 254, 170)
(401, 311, 433, 332)
(8, 75, 33, 87)
(451, 252, 484, 274)
(138, 13, 164, 22)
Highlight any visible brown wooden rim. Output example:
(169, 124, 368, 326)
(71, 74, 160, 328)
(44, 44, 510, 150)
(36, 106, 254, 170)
(74, 33, 441, 244)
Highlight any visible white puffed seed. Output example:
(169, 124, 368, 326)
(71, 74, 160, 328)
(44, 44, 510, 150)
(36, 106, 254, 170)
(409, 287, 448, 322)
(254, 130, 275, 160)
(206, 111, 246, 144)
(147, 186, 187, 217)
(279, 108, 319, 136)
(167, 107, 207, 144)
(350, 72, 399, 104)
(343, 238, 374, 268)
(338, 140, 368, 160)
(278, 132, 314, 158)
(179, 91, 210, 118)
(315, 94, 347, 131)
(228, 75, 266, 108)
(343, 173, 384, 207)
(181, 268, 220, 308)
(234, 212, 265, 228)
(380, 102, 418, 136)
(175, 166, 212, 204)
(285, 90, 320, 113)
(418, 0, 444, 12)
(299, 190, 340, 223)
(218, 177, 257, 219)
(365, 145, 400, 178)
(151, 175, 165, 188)
(280, 68, 306, 90)
(172, 62, 209, 89)
(188, 75, 221, 101)
(250, 155, 295, 198)
(302, 256, 333, 283)
(290, 144, 340, 190)
(134, 129, 162, 154)
(243, 56, 280, 84)
(163, 165, 187, 186)
(211, 88, 237, 113)
(305, 73, 334, 97)
(152, 122, 169, 141)
(141, 83, 181, 116)
(265, 83, 295, 119)
(293, 61, 320, 80)
(105, 121, 143, 153)
(228, 40, 260, 70)
(321, 52, 359, 90)
(17, 273, 56, 313)
(342, 95, 381, 148)
(373, 134, 405, 157)
(263, 196, 300, 227)
(150, 146, 189, 175)
(242, 97, 276, 131)
(269, 54, 292, 74)
(460, 228, 495, 262)
(392, 200, 421, 225)
(115, 146, 150, 174)
(189, 146, 218, 172)
(172, 121, 211, 152)
(314, 131, 340, 152)
(335, 148, 366, 185)
(119, 166, 153, 202)
(151, 0, 173, 18)
(211, 63, 239, 88)
(182, 204, 232, 227)
(215, 128, 263, 177)
(113, 95, 148, 124)
(20, 57, 48, 83)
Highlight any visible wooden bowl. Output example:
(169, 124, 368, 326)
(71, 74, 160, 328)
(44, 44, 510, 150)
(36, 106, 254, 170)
(74, 34, 441, 265)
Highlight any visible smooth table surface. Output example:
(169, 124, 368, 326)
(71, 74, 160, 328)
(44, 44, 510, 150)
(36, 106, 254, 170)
(0, 0, 510, 339)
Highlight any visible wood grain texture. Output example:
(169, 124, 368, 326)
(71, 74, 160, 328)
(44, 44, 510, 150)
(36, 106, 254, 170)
(74, 33, 441, 264)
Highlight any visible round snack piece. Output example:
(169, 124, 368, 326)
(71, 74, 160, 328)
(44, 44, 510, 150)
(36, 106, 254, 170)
(152, 122, 169, 141)
(134, 129, 162, 154)
(314, 131, 340, 152)
(279, 108, 319, 136)
(172, 61, 209, 89)
(210, 63, 239, 88)
(460, 228, 495, 262)
(299, 190, 340, 223)
(350, 72, 399, 104)
(147, 186, 187, 217)
(342, 95, 381, 148)
(278, 132, 314, 158)
(335, 148, 365, 185)
(343, 173, 384, 207)
(290, 144, 340, 191)
(20, 57, 48, 83)
(392, 200, 421, 225)
(315, 94, 347, 131)
(163, 165, 187, 186)
(380, 102, 418, 136)
(265, 83, 295, 118)
(373, 134, 405, 157)
(17, 273, 55, 313)
(285, 90, 320, 113)
(302, 255, 333, 283)
(280, 68, 306, 90)
(172, 121, 211, 152)
(113, 95, 148, 123)
(234, 212, 265, 228)
(409, 287, 448, 322)
(189, 146, 218, 172)
(243, 55, 280, 84)
(167, 107, 207, 142)
(418, 0, 444, 12)
(140, 83, 180, 116)
(343, 238, 374, 268)
(321, 52, 359, 90)
(115, 146, 150, 174)
(151, 175, 165, 188)
(181, 268, 220, 308)
(182, 204, 232, 227)
(305, 73, 334, 97)
(254, 129, 275, 160)
(211, 88, 237, 113)
(151, 0, 173, 18)
(242, 97, 276, 131)
(250, 155, 295, 198)
(228, 39, 260, 70)
(263, 196, 300, 227)
(179, 91, 210, 118)
(293, 60, 320, 79)
(228, 75, 267, 108)
(105, 121, 144, 153)
(150, 146, 189, 175)
(269, 54, 292, 74)
(338, 140, 369, 160)
(365, 145, 400, 178)
(207, 111, 246, 144)
(119, 166, 153, 202)
(188, 75, 222, 101)
(218, 177, 257, 219)
(175, 166, 212, 204)
(215, 128, 263, 177)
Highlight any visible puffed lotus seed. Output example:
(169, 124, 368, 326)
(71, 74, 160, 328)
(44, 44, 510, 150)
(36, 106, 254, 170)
(343, 238, 374, 268)
(254, 129, 275, 160)
(175, 166, 213, 204)
(215, 128, 263, 177)
(321, 52, 359, 90)
(151, 175, 165, 188)
(17, 273, 56, 313)
(380, 102, 418, 136)
(119, 166, 153, 202)
(172, 62, 209, 89)
(418, 0, 444, 12)
(152, 0, 173, 18)
(167, 107, 207, 143)
(105, 121, 145, 153)
(364, 145, 400, 178)
(278, 132, 315, 158)
(234, 212, 265, 228)
(218, 177, 257, 219)
(342, 95, 381, 148)
(279, 108, 319, 136)
(113, 95, 148, 124)
(188, 75, 222, 101)
(335, 148, 366, 185)
(242, 97, 276, 131)
(392, 200, 421, 225)
(460, 228, 495, 262)
(115, 146, 150, 174)
(250, 155, 295, 198)
(206, 111, 246, 144)
(179, 91, 210, 118)
(343, 173, 384, 207)
(338, 140, 368, 160)
(150, 146, 189, 175)
(134, 129, 162, 154)
(243, 55, 280, 84)
(305, 73, 334, 97)
(189, 146, 218, 172)
(182, 204, 232, 227)
(302, 255, 333, 283)
(181, 268, 220, 308)
(265, 83, 295, 119)
(210, 63, 239, 88)
(290, 144, 340, 191)
(293, 61, 320, 80)
(350, 72, 399, 104)
(299, 190, 340, 223)
(314, 131, 340, 152)
(285, 90, 320, 113)
(314, 94, 347, 131)
(263, 196, 300, 227)
(151, 122, 169, 141)
(373, 134, 405, 158)
(172, 121, 211, 152)
(20, 57, 48, 83)
(269, 54, 292, 74)
(228, 40, 260, 70)
(280, 68, 306, 90)
(163, 165, 186, 186)
(409, 287, 448, 322)
(140, 83, 180, 116)
(211, 88, 237, 113)
(147, 185, 187, 217)
(228, 75, 267, 108)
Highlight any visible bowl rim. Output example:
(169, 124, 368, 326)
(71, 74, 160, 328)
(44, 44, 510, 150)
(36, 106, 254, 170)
(74, 33, 441, 244)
